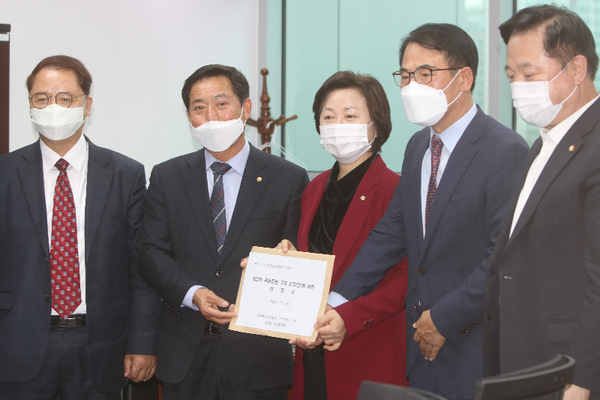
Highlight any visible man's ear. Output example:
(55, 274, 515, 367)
(459, 67, 474, 92)
(242, 98, 252, 121)
(570, 54, 588, 86)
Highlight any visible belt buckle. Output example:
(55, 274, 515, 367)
(52, 314, 85, 328)
(204, 321, 221, 336)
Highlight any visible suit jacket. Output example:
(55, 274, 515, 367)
(136, 144, 308, 390)
(0, 138, 160, 392)
(290, 155, 408, 400)
(484, 98, 600, 394)
(334, 107, 529, 399)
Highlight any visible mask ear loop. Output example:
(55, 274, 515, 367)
(367, 121, 376, 147)
(81, 97, 89, 123)
(549, 60, 573, 84)
(442, 68, 465, 107)
(548, 59, 578, 106)
(239, 102, 247, 127)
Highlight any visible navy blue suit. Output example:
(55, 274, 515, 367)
(137, 144, 308, 391)
(334, 107, 529, 399)
(0, 138, 160, 392)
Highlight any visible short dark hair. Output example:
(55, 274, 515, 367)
(26, 55, 92, 95)
(181, 64, 250, 110)
(312, 71, 391, 154)
(499, 4, 598, 80)
(399, 23, 479, 92)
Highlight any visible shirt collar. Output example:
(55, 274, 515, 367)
(429, 103, 477, 153)
(205, 138, 250, 175)
(540, 94, 600, 145)
(40, 134, 88, 174)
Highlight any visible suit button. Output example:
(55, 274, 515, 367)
(418, 268, 426, 275)
(44, 294, 51, 302)
(486, 315, 491, 321)
(45, 257, 49, 263)
(215, 270, 223, 278)
(490, 269, 496, 276)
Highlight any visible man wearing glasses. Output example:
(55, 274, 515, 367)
(326, 24, 528, 399)
(0, 55, 159, 399)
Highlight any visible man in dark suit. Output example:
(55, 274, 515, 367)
(0, 55, 159, 399)
(327, 24, 529, 399)
(484, 5, 600, 400)
(137, 64, 308, 400)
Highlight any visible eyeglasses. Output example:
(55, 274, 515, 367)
(392, 67, 461, 88)
(29, 92, 86, 109)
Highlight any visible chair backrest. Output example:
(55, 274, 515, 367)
(474, 354, 575, 400)
(357, 381, 449, 400)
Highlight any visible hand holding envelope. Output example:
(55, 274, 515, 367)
(231, 246, 334, 342)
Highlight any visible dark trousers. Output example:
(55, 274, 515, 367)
(0, 325, 120, 400)
(161, 335, 288, 400)
(302, 344, 327, 400)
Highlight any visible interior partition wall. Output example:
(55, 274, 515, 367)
(267, 0, 515, 173)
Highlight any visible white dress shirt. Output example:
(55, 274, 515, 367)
(510, 95, 600, 237)
(182, 139, 250, 310)
(41, 135, 89, 315)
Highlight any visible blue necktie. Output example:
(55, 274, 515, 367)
(210, 162, 232, 255)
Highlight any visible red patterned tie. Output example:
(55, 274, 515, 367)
(425, 135, 443, 228)
(50, 159, 81, 318)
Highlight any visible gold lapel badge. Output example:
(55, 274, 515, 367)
(568, 145, 575, 152)
(256, 177, 263, 182)
(360, 195, 366, 201)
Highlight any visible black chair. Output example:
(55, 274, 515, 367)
(474, 354, 575, 400)
(357, 381, 449, 400)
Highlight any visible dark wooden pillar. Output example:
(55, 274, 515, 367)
(0, 24, 10, 155)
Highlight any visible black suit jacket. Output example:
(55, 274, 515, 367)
(0, 138, 160, 392)
(137, 144, 308, 389)
(484, 97, 600, 394)
(334, 107, 529, 399)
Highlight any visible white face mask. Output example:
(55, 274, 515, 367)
(400, 69, 463, 127)
(30, 101, 87, 141)
(190, 107, 246, 152)
(511, 62, 577, 128)
(319, 122, 375, 164)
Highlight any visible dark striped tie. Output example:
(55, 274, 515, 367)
(210, 162, 232, 255)
(425, 135, 443, 229)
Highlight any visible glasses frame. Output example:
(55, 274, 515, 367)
(392, 67, 461, 88)
(29, 92, 86, 109)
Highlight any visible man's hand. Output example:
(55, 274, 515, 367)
(563, 384, 590, 400)
(289, 336, 324, 350)
(413, 309, 446, 361)
(124, 354, 157, 382)
(315, 308, 347, 352)
(276, 239, 297, 253)
(193, 288, 236, 325)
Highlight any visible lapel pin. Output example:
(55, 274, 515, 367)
(256, 177, 263, 183)
(568, 145, 575, 152)
(360, 195, 366, 201)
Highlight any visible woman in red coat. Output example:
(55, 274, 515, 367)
(285, 71, 408, 400)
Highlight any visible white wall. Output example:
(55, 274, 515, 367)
(2, 0, 263, 175)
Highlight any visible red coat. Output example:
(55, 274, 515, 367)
(290, 155, 408, 400)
